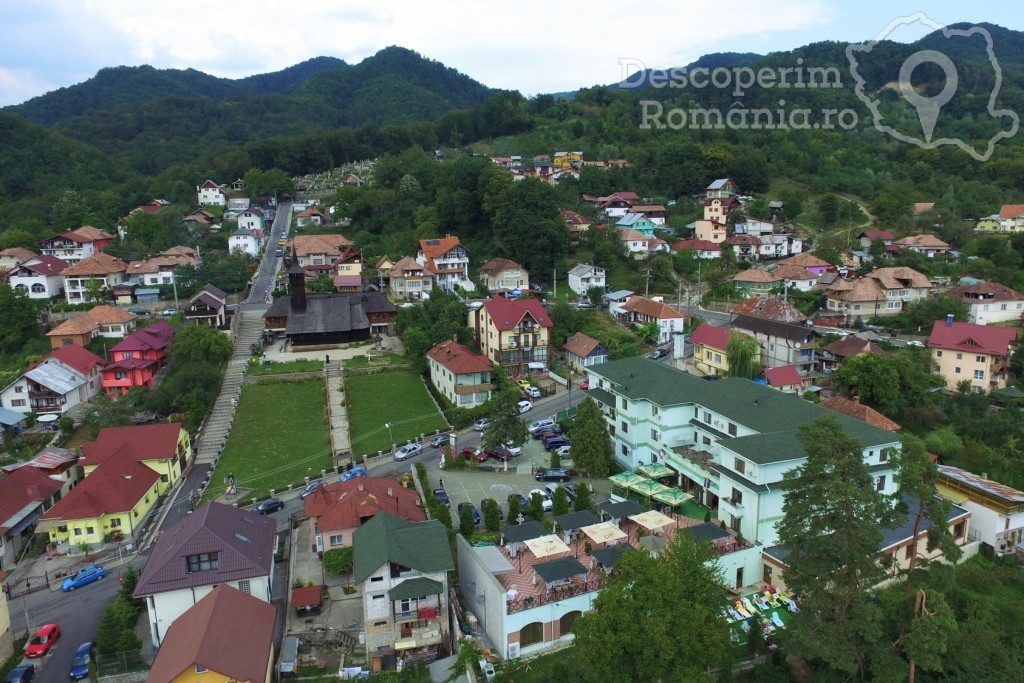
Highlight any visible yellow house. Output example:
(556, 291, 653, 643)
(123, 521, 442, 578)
(927, 319, 1018, 391)
(974, 217, 1002, 233)
(690, 323, 732, 376)
(553, 151, 583, 168)
(79, 423, 190, 495)
(469, 296, 553, 376)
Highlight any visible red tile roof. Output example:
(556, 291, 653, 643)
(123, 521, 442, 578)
(927, 320, 1017, 356)
(80, 423, 184, 469)
(937, 465, 1024, 503)
(41, 460, 160, 521)
(671, 239, 721, 253)
(18, 255, 68, 276)
(478, 258, 525, 277)
(0, 467, 63, 533)
(61, 252, 128, 276)
(763, 365, 804, 388)
(824, 336, 890, 358)
(689, 323, 730, 350)
(481, 296, 551, 331)
(731, 297, 807, 323)
(36, 344, 105, 374)
(621, 296, 685, 320)
(999, 204, 1024, 219)
(947, 282, 1024, 302)
(427, 340, 493, 374)
(777, 252, 831, 268)
(109, 321, 174, 354)
(859, 230, 895, 241)
(304, 477, 424, 530)
(820, 396, 901, 431)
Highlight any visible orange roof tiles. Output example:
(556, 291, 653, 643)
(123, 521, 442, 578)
(62, 252, 128, 276)
(427, 340, 493, 374)
(820, 396, 901, 431)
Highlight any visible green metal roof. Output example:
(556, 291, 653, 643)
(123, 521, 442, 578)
(353, 512, 454, 583)
(388, 576, 443, 601)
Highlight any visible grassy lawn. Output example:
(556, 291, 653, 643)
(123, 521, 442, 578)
(344, 353, 405, 370)
(347, 370, 447, 456)
(205, 380, 330, 501)
(246, 359, 323, 375)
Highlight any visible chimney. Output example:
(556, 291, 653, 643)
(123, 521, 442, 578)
(388, 487, 393, 497)
(946, 313, 954, 327)
(982, 472, 988, 480)
(358, 482, 364, 492)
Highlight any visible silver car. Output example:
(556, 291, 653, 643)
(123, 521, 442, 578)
(394, 442, 422, 461)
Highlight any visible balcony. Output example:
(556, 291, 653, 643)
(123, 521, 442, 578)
(719, 497, 745, 518)
(29, 389, 63, 401)
(454, 383, 491, 395)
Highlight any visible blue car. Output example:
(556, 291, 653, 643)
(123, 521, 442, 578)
(4, 664, 33, 683)
(69, 642, 93, 680)
(339, 466, 367, 482)
(61, 565, 106, 592)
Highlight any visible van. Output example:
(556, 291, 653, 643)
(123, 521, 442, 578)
(544, 482, 566, 499)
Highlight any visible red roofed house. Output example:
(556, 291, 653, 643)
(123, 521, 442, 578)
(563, 332, 609, 372)
(39, 226, 115, 266)
(304, 476, 425, 553)
(671, 239, 722, 259)
(775, 252, 833, 277)
(998, 204, 1024, 233)
(101, 358, 156, 398)
(928, 318, 1018, 391)
(857, 230, 896, 250)
(731, 297, 807, 324)
(333, 245, 364, 293)
(291, 234, 352, 268)
(946, 281, 1024, 325)
(817, 335, 890, 374)
(427, 339, 493, 408)
(470, 296, 553, 375)
(417, 236, 471, 291)
(0, 466, 64, 571)
(107, 321, 174, 368)
(61, 252, 129, 304)
(0, 247, 38, 273)
(196, 179, 228, 207)
(147, 585, 276, 683)
(761, 365, 805, 394)
(895, 233, 951, 258)
(478, 258, 529, 293)
(0, 344, 105, 416)
(620, 295, 686, 344)
(5, 254, 69, 299)
(690, 323, 733, 377)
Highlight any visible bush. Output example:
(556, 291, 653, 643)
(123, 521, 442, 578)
(95, 596, 141, 654)
(323, 547, 354, 576)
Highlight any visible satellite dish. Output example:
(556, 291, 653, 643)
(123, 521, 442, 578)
(795, 343, 802, 349)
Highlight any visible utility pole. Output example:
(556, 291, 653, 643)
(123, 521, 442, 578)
(643, 268, 652, 298)
(552, 267, 556, 299)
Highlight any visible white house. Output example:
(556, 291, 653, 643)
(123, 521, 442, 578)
(61, 252, 129, 304)
(563, 332, 609, 371)
(938, 465, 1024, 555)
(6, 255, 68, 299)
(237, 207, 265, 233)
(38, 226, 114, 266)
(618, 229, 650, 258)
(426, 339, 493, 408)
(946, 282, 1024, 325)
(417, 236, 471, 292)
(196, 180, 228, 207)
(567, 264, 606, 296)
(133, 502, 276, 648)
(618, 296, 686, 345)
(228, 228, 261, 257)
(0, 345, 105, 416)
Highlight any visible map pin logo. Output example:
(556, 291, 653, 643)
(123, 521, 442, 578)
(898, 49, 958, 143)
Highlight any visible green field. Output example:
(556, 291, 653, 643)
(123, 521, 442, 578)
(347, 369, 448, 456)
(246, 359, 323, 375)
(205, 380, 330, 501)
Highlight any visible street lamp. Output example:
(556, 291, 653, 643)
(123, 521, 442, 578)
(384, 422, 394, 450)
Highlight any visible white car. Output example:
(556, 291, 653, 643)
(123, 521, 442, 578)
(517, 400, 533, 414)
(528, 488, 553, 512)
(554, 445, 572, 457)
(473, 418, 491, 432)
(394, 442, 422, 461)
(503, 442, 523, 457)
(523, 386, 541, 399)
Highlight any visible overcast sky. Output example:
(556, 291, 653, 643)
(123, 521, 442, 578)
(1, 1, 1021, 107)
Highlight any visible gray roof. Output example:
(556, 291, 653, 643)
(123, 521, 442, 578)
(606, 289, 634, 301)
(388, 576, 444, 600)
(599, 500, 648, 519)
(568, 263, 603, 278)
(731, 314, 818, 343)
(591, 542, 633, 568)
(501, 521, 549, 544)
(0, 407, 25, 426)
(134, 502, 276, 598)
(684, 522, 731, 542)
(286, 294, 369, 335)
(553, 510, 600, 530)
(533, 556, 587, 584)
(353, 512, 453, 583)
(24, 363, 85, 396)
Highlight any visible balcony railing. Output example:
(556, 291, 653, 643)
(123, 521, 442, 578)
(507, 579, 602, 614)
(454, 383, 491, 395)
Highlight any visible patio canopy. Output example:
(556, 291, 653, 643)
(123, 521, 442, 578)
(476, 545, 515, 574)
(636, 462, 672, 479)
(389, 576, 444, 601)
(640, 535, 667, 554)
(553, 510, 600, 531)
(684, 522, 731, 543)
(628, 479, 670, 498)
(599, 500, 648, 520)
(524, 534, 571, 559)
(291, 585, 324, 610)
(591, 542, 633, 569)
(608, 472, 644, 489)
(629, 510, 676, 532)
(653, 488, 693, 508)
(580, 521, 627, 545)
(502, 520, 549, 544)
(533, 556, 587, 584)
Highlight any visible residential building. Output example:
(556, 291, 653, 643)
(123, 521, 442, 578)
(817, 336, 890, 374)
(694, 219, 728, 244)
(108, 322, 174, 367)
(0, 446, 79, 498)
(354, 512, 454, 663)
(0, 466, 64, 571)
(333, 245, 364, 292)
(0, 345, 105, 415)
(388, 257, 433, 301)
(937, 465, 1024, 554)
(5, 255, 68, 299)
(732, 269, 779, 297)
(820, 396, 902, 431)
(618, 229, 650, 258)
(39, 226, 114, 265)
(597, 191, 639, 217)
(196, 180, 228, 207)
(46, 305, 137, 349)
(184, 284, 228, 327)
(946, 282, 1024, 324)
(552, 151, 583, 168)
(775, 252, 832, 277)
(619, 296, 686, 345)
(560, 210, 592, 243)
(237, 207, 265, 234)
(703, 195, 741, 222)
(0, 247, 37, 273)
(705, 178, 740, 199)
(227, 228, 261, 257)
(895, 233, 951, 257)
(304, 477, 425, 553)
(671, 239, 722, 259)
(567, 264, 606, 296)
(562, 332, 609, 372)
(762, 365, 805, 394)
(134, 502, 276, 648)
(125, 253, 198, 288)
(824, 267, 932, 321)
(726, 234, 761, 261)
(470, 297, 552, 375)
(478, 258, 529, 293)
(61, 252, 129, 304)
(295, 207, 328, 227)
(417, 236, 471, 291)
(731, 297, 807, 324)
(615, 213, 657, 236)
(731, 314, 818, 376)
(928, 318, 1017, 391)
(771, 265, 818, 292)
(292, 234, 352, 268)
(998, 204, 1024, 232)
(857, 230, 896, 251)
(690, 323, 733, 377)
(974, 216, 1002, 234)
(181, 209, 216, 232)
(427, 339, 493, 408)
(147, 585, 276, 683)
(631, 204, 667, 226)
(605, 290, 635, 315)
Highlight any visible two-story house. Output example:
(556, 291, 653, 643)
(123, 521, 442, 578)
(946, 282, 1024, 324)
(196, 180, 228, 207)
(388, 257, 433, 300)
(355, 512, 454, 664)
(690, 323, 733, 377)
(775, 252, 832, 277)
(5, 255, 68, 299)
(0, 247, 37, 273)
(998, 204, 1024, 233)
(237, 206, 265, 234)
(618, 229, 650, 258)
(824, 267, 932, 321)
(333, 245, 363, 292)
(0, 466, 64, 571)
(857, 230, 896, 251)
(631, 203, 667, 226)
(560, 210, 592, 243)
(478, 258, 529, 294)
(227, 228, 261, 257)
(895, 233, 951, 257)
(108, 322, 174, 367)
(61, 252, 129, 304)
(731, 297, 807, 324)
(292, 234, 352, 269)
(46, 305, 137, 349)
(928, 318, 1018, 391)
(731, 314, 818, 376)
(470, 297, 552, 376)
(705, 178, 740, 199)
(616, 213, 658, 236)
(619, 296, 686, 345)
(671, 239, 722, 259)
(184, 284, 228, 327)
(295, 207, 328, 227)
(304, 477, 425, 554)
(427, 339, 493, 408)
(125, 253, 198, 288)
(134, 502, 276, 648)
(562, 332, 609, 372)
(0, 344, 105, 416)
(417, 236, 471, 292)
(567, 263, 606, 296)
(39, 226, 114, 266)
(597, 191, 638, 217)
(937, 465, 1024, 555)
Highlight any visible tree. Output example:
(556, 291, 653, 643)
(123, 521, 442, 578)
(586, 285, 606, 307)
(459, 503, 476, 537)
(776, 415, 900, 678)
(570, 398, 613, 478)
(0, 284, 41, 355)
(726, 332, 760, 379)
(528, 491, 545, 520)
(551, 485, 570, 516)
(482, 498, 501, 532)
(573, 533, 733, 682)
(574, 482, 592, 512)
(170, 324, 233, 366)
(482, 390, 529, 453)
(323, 547, 354, 577)
(84, 277, 108, 303)
(507, 493, 522, 524)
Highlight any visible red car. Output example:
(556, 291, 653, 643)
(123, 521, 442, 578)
(459, 447, 489, 463)
(26, 623, 60, 657)
(579, 379, 589, 390)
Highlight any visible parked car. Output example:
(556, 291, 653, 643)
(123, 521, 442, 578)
(517, 400, 533, 414)
(25, 624, 60, 658)
(433, 488, 450, 506)
(159, 308, 179, 317)
(481, 498, 504, 520)
(69, 642, 94, 680)
(544, 437, 572, 451)
(299, 480, 324, 499)
(516, 379, 532, 390)
(394, 442, 423, 461)
(563, 484, 579, 502)
(507, 493, 529, 511)
(503, 442, 523, 457)
(578, 379, 590, 390)
(651, 348, 670, 360)
(4, 665, 33, 683)
(473, 418, 491, 432)
(458, 502, 481, 525)
(253, 498, 284, 515)
(61, 565, 106, 592)
(491, 446, 518, 461)
(126, 307, 149, 316)
(535, 468, 572, 482)
(459, 447, 489, 463)
(528, 418, 556, 433)
(429, 434, 449, 448)
(533, 426, 562, 440)
(339, 466, 367, 482)
(528, 488, 554, 511)
(554, 445, 572, 458)
(523, 386, 541, 399)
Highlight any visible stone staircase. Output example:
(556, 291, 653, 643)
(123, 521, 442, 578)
(194, 312, 264, 465)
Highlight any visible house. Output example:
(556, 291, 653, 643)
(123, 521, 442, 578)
(583, 356, 902, 590)
(998, 204, 1024, 232)
(417, 236, 471, 291)
(343, 173, 365, 186)
(762, 365, 805, 394)
(295, 207, 328, 227)
(946, 282, 1024, 324)
(732, 315, 818, 376)
(824, 267, 932, 321)
(857, 230, 896, 250)
(47, 305, 137, 349)
(819, 396, 901, 431)
(598, 192, 639, 217)
(0, 247, 37, 273)
(726, 234, 761, 261)
(615, 213, 657, 236)
(333, 245, 364, 293)
(237, 207, 265, 234)
(0, 446, 79, 496)
(107, 322, 174, 368)
(690, 323, 733, 377)
(937, 465, 1024, 555)
(427, 339, 493, 408)
(704, 178, 740, 199)
(775, 252, 832, 277)
(5, 255, 68, 299)
(78, 423, 190, 496)
(895, 233, 951, 257)
(552, 151, 583, 168)
(292, 234, 352, 268)
(771, 265, 819, 292)
(147, 585, 276, 683)
(388, 257, 433, 301)
(0, 345, 105, 415)
(562, 332, 609, 372)
(478, 258, 529, 294)
(196, 180, 228, 207)
(605, 290, 635, 315)
(731, 297, 807, 324)
(694, 219, 728, 244)
(354, 512, 454, 663)
(733, 218, 775, 238)
(184, 284, 228, 327)
(39, 226, 114, 265)
(671, 239, 722, 259)
(732, 269, 779, 298)
(560, 210, 592, 242)
(228, 228, 261, 257)
(470, 297, 552, 376)
(817, 335, 889, 374)
(304, 477, 425, 553)
(618, 228, 650, 258)
(0, 465, 64, 571)
(567, 264, 606, 296)
(125, 254, 198, 288)
(703, 196, 741, 223)
(927, 318, 1017, 391)
(181, 209, 216, 232)
(134, 502, 275, 648)
(61, 252, 129, 304)
(619, 296, 686, 345)
(974, 216, 1003, 234)
(631, 204, 667, 226)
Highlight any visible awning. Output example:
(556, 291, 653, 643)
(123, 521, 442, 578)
(628, 479, 670, 498)
(936, 483, 970, 506)
(591, 543, 633, 568)
(524, 534, 570, 559)
(608, 472, 644, 489)
(629, 510, 676, 531)
(0, 407, 25, 427)
(502, 521, 549, 544)
(580, 521, 627, 545)
(388, 577, 444, 601)
(599, 500, 647, 519)
(684, 522, 731, 543)
(533, 557, 587, 584)
(553, 510, 600, 531)
(291, 585, 324, 609)
(639, 535, 667, 554)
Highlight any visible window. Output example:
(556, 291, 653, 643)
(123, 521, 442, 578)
(86, 526, 94, 535)
(651, 405, 659, 417)
(374, 621, 388, 627)
(728, 423, 737, 436)
(956, 353, 963, 360)
(372, 594, 385, 601)
(110, 519, 121, 528)
(115, 371, 128, 380)
(520, 622, 544, 647)
(74, 528, 82, 536)
(730, 489, 743, 505)
(734, 458, 746, 475)
(705, 350, 712, 360)
(11, 399, 25, 407)
(621, 398, 628, 410)
(195, 665, 208, 674)
(974, 370, 985, 380)
(976, 355, 985, 363)
(650, 428, 660, 441)
(876, 475, 886, 492)
(953, 521, 965, 539)
(620, 444, 629, 456)
(559, 611, 581, 634)
(879, 449, 888, 463)
(936, 350, 942, 357)
(620, 421, 628, 434)
(14, 386, 22, 393)
(329, 535, 344, 547)
(370, 576, 384, 583)
(187, 552, 219, 572)
(703, 411, 711, 423)
(954, 366, 961, 375)
(237, 579, 251, 594)
(904, 544, 913, 560)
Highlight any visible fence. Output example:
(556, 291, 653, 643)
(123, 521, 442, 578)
(96, 650, 149, 677)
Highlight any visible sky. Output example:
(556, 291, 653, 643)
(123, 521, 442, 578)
(1, 1, 1022, 107)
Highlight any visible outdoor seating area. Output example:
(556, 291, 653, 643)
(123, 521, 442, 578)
(723, 586, 800, 645)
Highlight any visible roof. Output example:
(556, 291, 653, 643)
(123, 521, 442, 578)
(41, 460, 160, 521)
(292, 584, 325, 609)
(733, 269, 779, 283)
(671, 239, 721, 253)
(820, 396, 901, 431)
(689, 323, 731, 350)
(0, 247, 38, 263)
(937, 465, 1024, 504)
(478, 258, 525, 277)
(388, 576, 444, 601)
(859, 230, 895, 241)
(866, 267, 932, 290)
(304, 477, 425, 531)
(147, 585, 276, 683)
(618, 228, 648, 242)
(999, 204, 1024, 219)
(732, 315, 818, 343)
(80, 423, 184, 469)
(774, 265, 819, 281)
(563, 332, 605, 359)
(621, 296, 685, 320)
(418, 235, 464, 259)
(533, 557, 587, 584)
(706, 179, 732, 190)
(480, 296, 551, 331)
(568, 263, 604, 278)
(0, 406, 25, 426)
(824, 338, 891, 362)
(72, 226, 115, 241)
(731, 297, 808, 323)
(15, 255, 68, 276)
(880, 494, 970, 552)
(389, 256, 426, 277)
(24, 362, 86, 396)
(948, 282, 1024, 303)
(109, 322, 174, 354)
(61, 252, 128, 276)
(763, 365, 804, 388)
(161, 245, 199, 258)
(37, 344, 105, 374)
(913, 202, 936, 214)
(48, 305, 137, 337)
(777, 252, 831, 268)
(684, 522, 731, 542)
(134, 502, 276, 597)
(501, 521, 549, 544)
(292, 234, 351, 258)
(269, 293, 394, 336)
(427, 340, 493, 374)
(0, 466, 63, 534)
(927, 320, 1017, 356)
(352, 512, 453, 583)
(895, 234, 950, 249)
(127, 255, 197, 274)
